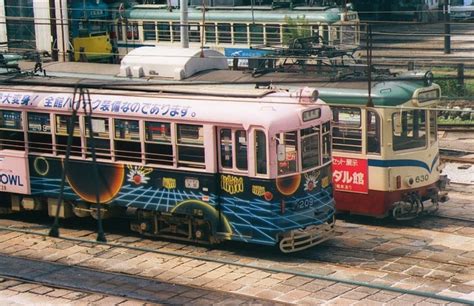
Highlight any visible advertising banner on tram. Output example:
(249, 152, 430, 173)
(0, 150, 30, 194)
(332, 156, 368, 193)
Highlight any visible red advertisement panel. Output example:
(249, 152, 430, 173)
(332, 156, 368, 193)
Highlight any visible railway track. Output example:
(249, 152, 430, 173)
(440, 148, 474, 164)
(0, 259, 161, 305)
(438, 124, 474, 133)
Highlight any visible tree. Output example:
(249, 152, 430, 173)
(282, 16, 311, 46)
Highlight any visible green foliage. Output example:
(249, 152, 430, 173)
(436, 77, 463, 97)
(282, 16, 311, 46)
(434, 74, 474, 98)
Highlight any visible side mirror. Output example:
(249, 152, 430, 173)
(277, 144, 286, 162)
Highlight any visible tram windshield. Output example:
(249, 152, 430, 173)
(277, 124, 328, 176)
(392, 110, 427, 151)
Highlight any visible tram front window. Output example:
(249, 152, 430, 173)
(392, 110, 427, 151)
(301, 126, 320, 170)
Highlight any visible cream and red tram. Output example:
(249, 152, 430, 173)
(318, 77, 447, 220)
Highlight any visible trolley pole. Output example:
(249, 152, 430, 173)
(180, 0, 189, 48)
(444, 0, 451, 54)
(366, 24, 373, 107)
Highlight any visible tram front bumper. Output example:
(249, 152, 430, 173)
(279, 216, 335, 253)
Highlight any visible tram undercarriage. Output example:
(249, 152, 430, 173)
(391, 175, 450, 221)
(129, 209, 222, 245)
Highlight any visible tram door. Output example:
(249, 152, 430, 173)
(217, 127, 253, 238)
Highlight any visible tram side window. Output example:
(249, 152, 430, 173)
(392, 110, 427, 151)
(235, 130, 248, 170)
(367, 110, 381, 154)
(220, 129, 232, 168)
(277, 131, 298, 175)
(114, 119, 141, 162)
(266, 24, 281, 45)
(0, 110, 24, 150)
(177, 124, 205, 169)
(217, 23, 231, 44)
(157, 22, 171, 42)
(250, 24, 264, 44)
(172, 22, 181, 42)
(55, 115, 81, 157)
(429, 110, 437, 145)
(145, 121, 173, 166)
(255, 130, 267, 175)
(27, 112, 52, 154)
(341, 25, 357, 47)
(205, 23, 216, 43)
(332, 107, 362, 153)
(143, 22, 157, 41)
(233, 23, 247, 44)
(189, 23, 201, 42)
(86, 117, 110, 159)
(126, 22, 139, 40)
(322, 122, 331, 164)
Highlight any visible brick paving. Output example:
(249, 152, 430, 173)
(0, 254, 271, 305)
(0, 182, 472, 305)
(0, 278, 145, 305)
(0, 226, 473, 305)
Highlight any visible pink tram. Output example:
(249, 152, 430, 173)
(0, 78, 335, 252)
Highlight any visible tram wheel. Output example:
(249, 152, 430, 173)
(193, 221, 212, 243)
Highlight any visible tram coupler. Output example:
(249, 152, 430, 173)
(437, 174, 450, 191)
(392, 192, 423, 221)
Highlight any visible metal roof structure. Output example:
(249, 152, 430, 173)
(119, 47, 228, 80)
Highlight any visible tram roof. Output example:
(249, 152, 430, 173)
(316, 81, 433, 107)
(125, 6, 346, 24)
(14, 62, 437, 108)
(120, 47, 228, 80)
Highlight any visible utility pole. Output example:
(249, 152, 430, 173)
(49, 0, 58, 61)
(180, 0, 189, 48)
(444, 0, 451, 54)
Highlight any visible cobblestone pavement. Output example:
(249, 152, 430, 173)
(0, 276, 153, 305)
(0, 220, 472, 305)
(0, 254, 272, 305)
(437, 184, 474, 221)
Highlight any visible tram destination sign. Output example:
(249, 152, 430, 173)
(417, 89, 440, 103)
